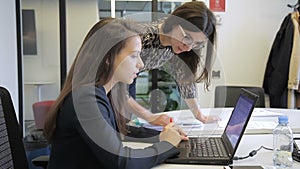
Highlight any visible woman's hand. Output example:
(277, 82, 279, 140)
(185, 98, 219, 124)
(159, 123, 189, 147)
(195, 113, 219, 124)
(147, 114, 170, 126)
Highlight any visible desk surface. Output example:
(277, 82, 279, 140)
(124, 134, 300, 169)
(24, 81, 56, 85)
(137, 108, 300, 168)
(154, 108, 300, 135)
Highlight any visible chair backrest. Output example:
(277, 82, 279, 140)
(32, 100, 55, 130)
(214, 85, 266, 108)
(0, 86, 29, 169)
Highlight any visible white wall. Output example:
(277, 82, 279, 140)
(66, 0, 99, 68)
(20, 0, 299, 115)
(22, 0, 98, 120)
(197, 0, 294, 108)
(0, 0, 19, 119)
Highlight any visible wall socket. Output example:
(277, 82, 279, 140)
(212, 70, 221, 79)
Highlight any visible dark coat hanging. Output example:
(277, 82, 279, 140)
(263, 14, 294, 108)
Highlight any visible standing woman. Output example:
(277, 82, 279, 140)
(128, 1, 218, 125)
(44, 18, 187, 169)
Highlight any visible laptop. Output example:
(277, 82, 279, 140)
(165, 88, 259, 165)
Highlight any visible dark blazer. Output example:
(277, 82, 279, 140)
(47, 86, 179, 169)
(263, 14, 294, 108)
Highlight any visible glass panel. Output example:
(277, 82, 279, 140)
(22, 0, 60, 137)
(98, 0, 186, 18)
(98, 0, 152, 19)
(98, 0, 190, 112)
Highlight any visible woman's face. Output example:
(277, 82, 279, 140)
(113, 36, 143, 84)
(170, 25, 207, 54)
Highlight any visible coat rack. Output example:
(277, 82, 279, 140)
(287, 0, 300, 11)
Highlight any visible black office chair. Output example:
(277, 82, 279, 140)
(0, 86, 48, 169)
(214, 85, 266, 108)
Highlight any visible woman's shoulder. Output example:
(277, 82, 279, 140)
(72, 85, 103, 96)
(71, 85, 109, 104)
(70, 85, 112, 115)
(142, 23, 159, 34)
(140, 23, 160, 48)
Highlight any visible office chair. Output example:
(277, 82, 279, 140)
(0, 86, 48, 169)
(32, 100, 55, 130)
(214, 85, 266, 108)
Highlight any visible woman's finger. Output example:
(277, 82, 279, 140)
(177, 126, 187, 137)
(164, 122, 175, 130)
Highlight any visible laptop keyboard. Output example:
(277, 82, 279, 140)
(184, 137, 228, 158)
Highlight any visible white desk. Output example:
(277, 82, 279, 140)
(145, 108, 300, 135)
(24, 81, 55, 101)
(123, 134, 300, 169)
(131, 108, 300, 168)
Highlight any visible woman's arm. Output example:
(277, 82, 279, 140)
(127, 97, 170, 126)
(128, 76, 170, 126)
(184, 98, 219, 123)
(160, 56, 219, 124)
(74, 86, 179, 169)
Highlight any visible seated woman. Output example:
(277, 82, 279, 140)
(43, 18, 188, 169)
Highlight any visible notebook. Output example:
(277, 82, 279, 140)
(165, 88, 259, 165)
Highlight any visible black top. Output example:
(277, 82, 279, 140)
(47, 86, 179, 169)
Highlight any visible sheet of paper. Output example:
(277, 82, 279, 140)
(252, 108, 284, 117)
(134, 108, 282, 131)
(218, 120, 277, 129)
(137, 109, 202, 126)
(135, 109, 203, 131)
(140, 123, 164, 131)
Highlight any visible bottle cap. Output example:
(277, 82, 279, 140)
(278, 115, 288, 124)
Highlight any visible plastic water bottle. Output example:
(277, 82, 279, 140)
(273, 115, 293, 168)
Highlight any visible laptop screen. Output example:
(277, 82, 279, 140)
(224, 94, 255, 148)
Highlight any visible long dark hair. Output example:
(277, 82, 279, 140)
(44, 18, 142, 141)
(161, 1, 216, 91)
